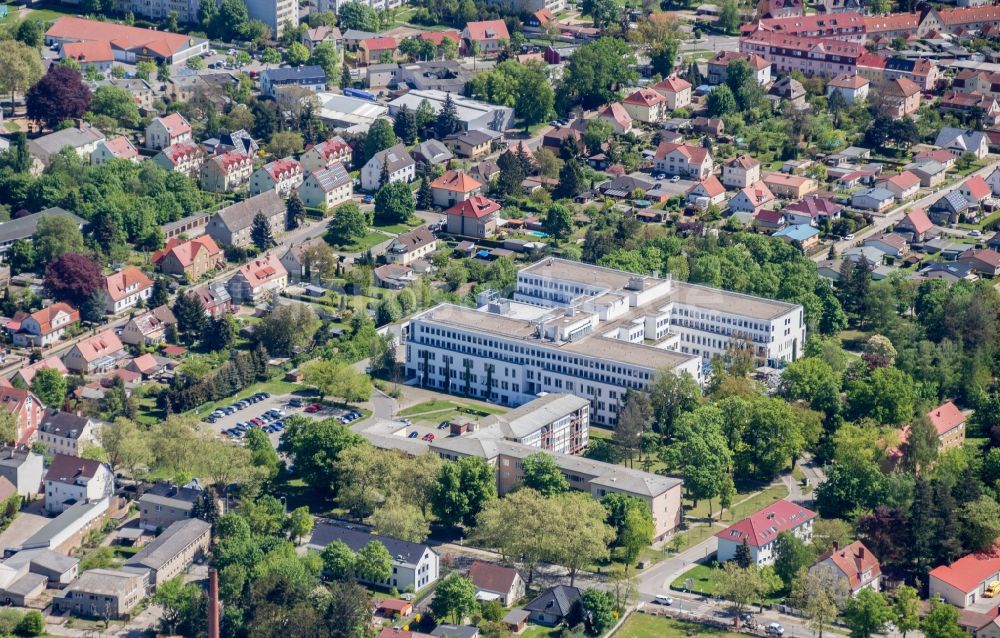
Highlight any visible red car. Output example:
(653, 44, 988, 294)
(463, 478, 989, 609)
(422, 433, 435, 442)
(304, 403, 322, 413)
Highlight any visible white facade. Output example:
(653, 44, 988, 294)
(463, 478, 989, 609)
(44, 465, 114, 514)
(717, 517, 814, 566)
(405, 259, 804, 426)
(361, 145, 415, 191)
(298, 170, 353, 210)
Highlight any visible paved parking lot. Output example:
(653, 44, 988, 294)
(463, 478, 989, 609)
(202, 394, 356, 446)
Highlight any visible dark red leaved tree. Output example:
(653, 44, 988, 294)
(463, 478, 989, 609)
(44, 253, 103, 306)
(26, 66, 91, 130)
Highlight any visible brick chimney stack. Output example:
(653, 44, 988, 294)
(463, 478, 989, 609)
(209, 568, 220, 638)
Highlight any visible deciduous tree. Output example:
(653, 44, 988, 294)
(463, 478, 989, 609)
(26, 65, 91, 129)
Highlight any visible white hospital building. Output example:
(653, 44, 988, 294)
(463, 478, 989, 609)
(404, 258, 804, 426)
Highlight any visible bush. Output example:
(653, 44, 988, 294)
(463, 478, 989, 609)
(16, 610, 44, 636)
(0, 609, 23, 634)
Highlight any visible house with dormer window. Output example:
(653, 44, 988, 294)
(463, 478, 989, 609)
(102, 267, 153, 314)
(716, 499, 816, 566)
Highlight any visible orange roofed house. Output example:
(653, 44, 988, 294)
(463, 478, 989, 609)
(62, 330, 127, 374)
(880, 78, 921, 118)
(5, 303, 80, 348)
(152, 236, 224, 280)
(0, 387, 45, 446)
(653, 142, 713, 180)
(928, 400, 967, 450)
(103, 267, 153, 314)
(430, 170, 483, 208)
(446, 196, 502, 238)
(462, 20, 510, 56)
(717, 499, 816, 566)
(226, 254, 288, 304)
(810, 541, 881, 596)
(930, 542, 1000, 608)
(622, 88, 668, 124)
(145, 113, 192, 151)
(44, 16, 210, 65)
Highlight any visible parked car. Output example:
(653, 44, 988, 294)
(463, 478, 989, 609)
(654, 595, 673, 605)
(766, 623, 784, 636)
(408, 431, 419, 438)
(305, 403, 322, 413)
(422, 433, 435, 441)
(438, 421, 450, 429)
(288, 397, 304, 407)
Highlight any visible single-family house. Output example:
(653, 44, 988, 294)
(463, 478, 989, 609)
(774, 224, 821, 250)
(986, 166, 1000, 195)
(298, 163, 353, 211)
(462, 20, 510, 56)
(123, 518, 211, 589)
(62, 330, 126, 374)
(686, 176, 727, 208)
(723, 155, 761, 190)
(960, 175, 992, 206)
(0, 448, 44, 498)
(307, 521, 440, 591)
(731, 182, 776, 213)
(200, 150, 254, 193)
(145, 113, 192, 150)
(387, 227, 438, 265)
(250, 157, 304, 197)
(913, 148, 956, 169)
(851, 187, 895, 212)
(754, 209, 786, 231)
(809, 541, 881, 596)
(206, 191, 286, 248)
(431, 170, 483, 208)
(29, 125, 105, 169)
(763, 172, 817, 199)
(138, 482, 204, 532)
(91, 136, 140, 165)
(375, 264, 417, 289)
(0, 388, 44, 447)
(597, 103, 633, 135)
(227, 254, 289, 304)
(120, 306, 177, 347)
(881, 78, 921, 117)
(412, 139, 454, 166)
(152, 236, 223, 279)
(707, 51, 772, 85)
(359, 37, 398, 65)
(878, 171, 920, 201)
(958, 248, 1000, 276)
(651, 75, 693, 111)
(905, 160, 947, 188)
(36, 411, 99, 458)
(654, 142, 713, 180)
(895, 208, 934, 242)
(55, 569, 144, 619)
(279, 237, 332, 283)
(622, 88, 668, 124)
(693, 117, 725, 137)
(443, 129, 498, 159)
(103, 267, 153, 314)
(783, 196, 842, 226)
(935, 127, 990, 159)
(770, 77, 807, 108)
(188, 283, 232, 319)
(826, 73, 869, 104)
(300, 136, 353, 173)
(929, 191, 970, 225)
(13, 357, 68, 388)
(5, 302, 79, 348)
(362, 142, 416, 191)
(446, 196, 501, 238)
(152, 142, 204, 177)
(523, 585, 581, 626)
(863, 233, 909, 259)
(716, 499, 816, 566)
(43, 454, 113, 514)
(926, 400, 967, 451)
(469, 561, 525, 607)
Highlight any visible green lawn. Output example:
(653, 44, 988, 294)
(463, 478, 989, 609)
(520, 625, 563, 638)
(617, 614, 744, 638)
(958, 209, 1000, 231)
(374, 217, 423, 234)
(671, 563, 721, 595)
(330, 231, 389, 252)
(724, 484, 790, 523)
(1, 4, 76, 23)
(397, 399, 506, 424)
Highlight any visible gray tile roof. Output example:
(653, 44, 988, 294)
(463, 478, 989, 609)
(307, 522, 434, 567)
(524, 585, 580, 617)
(373, 143, 414, 173)
(124, 518, 210, 571)
(213, 190, 285, 232)
(310, 163, 351, 192)
(0, 208, 86, 246)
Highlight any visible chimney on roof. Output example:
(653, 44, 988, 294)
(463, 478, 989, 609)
(832, 541, 839, 552)
(858, 546, 865, 559)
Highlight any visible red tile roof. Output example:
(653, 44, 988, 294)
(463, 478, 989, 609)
(103, 136, 139, 160)
(74, 330, 124, 363)
(212, 150, 252, 173)
(882, 171, 920, 190)
(709, 50, 771, 71)
(28, 303, 79, 336)
(885, 78, 920, 97)
(163, 142, 202, 163)
(464, 19, 510, 42)
(900, 208, 933, 235)
(728, 154, 760, 170)
(716, 499, 816, 548)
(470, 560, 521, 594)
(152, 236, 222, 268)
(624, 88, 666, 107)
(928, 401, 965, 436)
(755, 209, 784, 224)
(599, 103, 632, 129)
(237, 254, 287, 287)
(930, 543, 1000, 593)
(311, 136, 352, 160)
(62, 40, 114, 63)
(652, 75, 692, 94)
(819, 541, 881, 591)
(785, 196, 842, 218)
(263, 157, 302, 180)
(864, 12, 920, 33)
(431, 169, 482, 193)
(157, 112, 191, 136)
(104, 267, 152, 302)
(938, 5, 1000, 26)
(362, 36, 398, 51)
(47, 16, 195, 58)
(693, 175, 725, 198)
(828, 73, 868, 89)
(419, 30, 461, 45)
(447, 195, 501, 219)
(654, 142, 709, 164)
(964, 175, 991, 201)
(744, 182, 776, 207)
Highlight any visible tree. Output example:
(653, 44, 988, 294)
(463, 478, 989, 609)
(31, 368, 67, 409)
(543, 203, 573, 241)
(173, 293, 208, 343)
(0, 41, 44, 118)
(515, 64, 554, 127)
(268, 131, 304, 158)
(780, 357, 841, 417)
(286, 192, 306, 231)
(734, 539, 753, 569)
(339, 1, 381, 31)
(706, 84, 737, 117)
(716, 563, 767, 626)
(0, 412, 17, 446)
(556, 37, 637, 111)
(580, 588, 615, 636)
(521, 453, 569, 496)
(15, 610, 44, 637)
(923, 599, 964, 638)
(961, 495, 1000, 553)
(417, 174, 433, 209)
(393, 104, 417, 144)
(15, 19, 44, 48)
(555, 159, 584, 199)
(549, 492, 614, 586)
(98, 418, 151, 480)
(773, 531, 813, 589)
(718, 0, 740, 34)
(495, 149, 526, 198)
(614, 390, 650, 467)
(44, 253, 103, 306)
(670, 406, 730, 517)
(436, 92, 460, 138)
(340, 61, 351, 89)
(431, 456, 497, 528)
(328, 202, 369, 245)
(649, 370, 701, 437)
(650, 39, 680, 77)
(893, 585, 920, 638)
(26, 65, 91, 129)
(843, 589, 892, 638)
(256, 304, 321, 356)
(846, 367, 917, 426)
(900, 413, 939, 474)
(135, 61, 156, 81)
(149, 278, 170, 309)
(285, 41, 310, 66)
(89, 85, 141, 129)
(432, 573, 479, 624)
(364, 118, 398, 165)
(585, 0, 623, 29)
(369, 496, 430, 542)
(321, 540, 357, 579)
(790, 567, 847, 638)
(354, 540, 392, 583)
(374, 181, 415, 224)
(153, 577, 205, 636)
(250, 212, 275, 251)
(619, 504, 654, 567)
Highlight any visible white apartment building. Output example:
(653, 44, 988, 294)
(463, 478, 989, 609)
(404, 258, 804, 426)
(317, 0, 403, 14)
(245, 0, 299, 38)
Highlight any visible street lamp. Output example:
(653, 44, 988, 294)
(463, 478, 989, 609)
(280, 495, 287, 513)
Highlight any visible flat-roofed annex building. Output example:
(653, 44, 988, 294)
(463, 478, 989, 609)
(405, 258, 804, 426)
